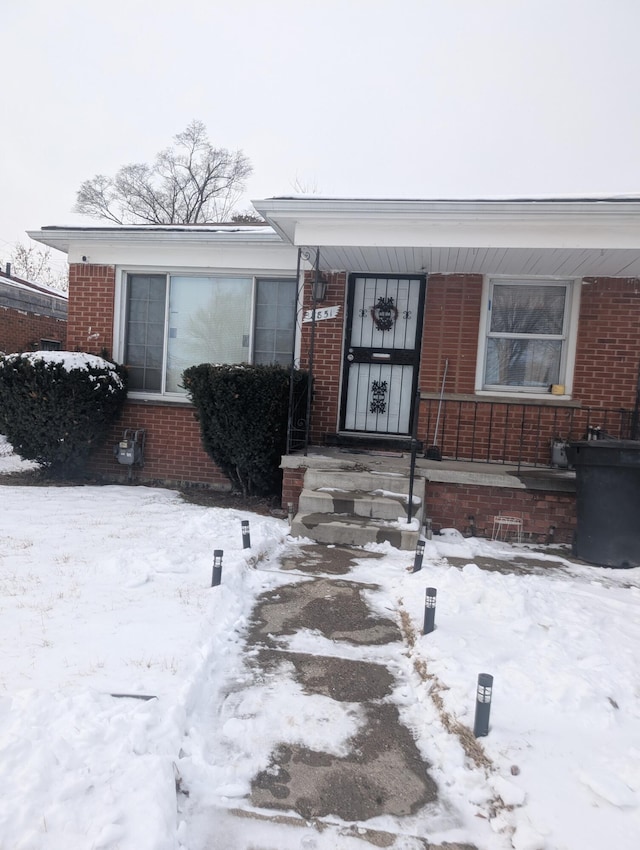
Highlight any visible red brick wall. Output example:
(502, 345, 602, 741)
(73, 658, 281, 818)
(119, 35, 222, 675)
(419, 274, 483, 395)
(281, 466, 306, 512)
(0, 308, 66, 353)
(574, 277, 640, 408)
(425, 481, 575, 544)
(87, 401, 231, 488)
(299, 271, 346, 441)
(414, 275, 640, 458)
(63, 263, 640, 491)
(67, 264, 116, 356)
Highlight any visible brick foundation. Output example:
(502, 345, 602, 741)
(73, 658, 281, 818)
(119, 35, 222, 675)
(87, 400, 231, 489)
(424, 481, 575, 544)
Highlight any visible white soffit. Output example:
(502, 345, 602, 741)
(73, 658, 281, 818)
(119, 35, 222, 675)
(253, 197, 640, 276)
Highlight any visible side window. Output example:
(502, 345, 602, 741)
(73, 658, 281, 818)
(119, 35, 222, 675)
(254, 278, 297, 366)
(124, 274, 167, 392)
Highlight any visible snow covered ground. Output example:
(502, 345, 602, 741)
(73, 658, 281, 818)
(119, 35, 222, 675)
(1, 437, 640, 850)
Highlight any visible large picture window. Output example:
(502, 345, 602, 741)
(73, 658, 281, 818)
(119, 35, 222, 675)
(123, 273, 296, 395)
(479, 278, 577, 394)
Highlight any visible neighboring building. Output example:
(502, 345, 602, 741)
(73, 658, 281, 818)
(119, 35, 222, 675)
(29, 199, 640, 543)
(0, 267, 67, 354)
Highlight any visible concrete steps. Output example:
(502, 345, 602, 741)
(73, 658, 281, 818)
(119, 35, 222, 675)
(290, 466, 425, 550)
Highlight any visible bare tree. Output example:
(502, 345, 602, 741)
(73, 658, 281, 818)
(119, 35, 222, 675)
(290, 174, 321, 195)
(1, 242, 68, 292)
(75, 121, 252, 225)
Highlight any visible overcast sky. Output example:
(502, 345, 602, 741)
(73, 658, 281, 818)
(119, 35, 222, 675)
(2, 0, 640, 267)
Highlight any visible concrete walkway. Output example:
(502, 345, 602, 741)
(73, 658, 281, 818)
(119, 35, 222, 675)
(216, 544, 478, 850)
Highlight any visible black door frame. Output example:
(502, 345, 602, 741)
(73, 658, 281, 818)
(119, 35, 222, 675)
(339, 273, 426, 435)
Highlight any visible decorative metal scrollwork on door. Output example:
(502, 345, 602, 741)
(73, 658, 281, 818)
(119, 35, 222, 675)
(369, 379, 388, 414)
(371, 296, 398, 332)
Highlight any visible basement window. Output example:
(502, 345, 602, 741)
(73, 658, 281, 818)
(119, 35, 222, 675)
(40, 339, 62, 351)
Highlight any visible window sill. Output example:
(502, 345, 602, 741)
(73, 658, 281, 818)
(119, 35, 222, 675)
(420, 390, 580, 408)
(126, 393, 193, 407)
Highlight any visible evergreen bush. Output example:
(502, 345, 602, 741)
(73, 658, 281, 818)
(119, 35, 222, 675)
(183, 363, 308, 497)
(0, 351, 128, 477)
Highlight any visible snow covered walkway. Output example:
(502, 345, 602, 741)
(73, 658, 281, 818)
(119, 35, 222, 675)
(177, 543, 466, 849)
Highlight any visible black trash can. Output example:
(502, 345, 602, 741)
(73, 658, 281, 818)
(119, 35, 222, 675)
(566, 440, 640, 568)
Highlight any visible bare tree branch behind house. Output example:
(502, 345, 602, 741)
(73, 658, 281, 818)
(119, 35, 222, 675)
(75, 121, 252, 225)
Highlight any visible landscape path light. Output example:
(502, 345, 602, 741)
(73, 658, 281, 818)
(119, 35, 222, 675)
(413, 538, 425, 573)
(423, 587, 437, 634)
(211, 549, 223, 587)
(473, 673, 494, 737)
(241, 519, 251, 549)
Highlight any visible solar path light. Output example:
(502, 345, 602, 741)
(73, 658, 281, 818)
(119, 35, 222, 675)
(473, 673, 494, 737)
(241, 520, 251, 549)
(211, 550, 223, 587)
(423, 587, 437, 634)
(413, 539, 425, 573)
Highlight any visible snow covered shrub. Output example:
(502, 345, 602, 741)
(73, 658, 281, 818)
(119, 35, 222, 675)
(0, 351, 128, 476)
(183, 363, 308, 497)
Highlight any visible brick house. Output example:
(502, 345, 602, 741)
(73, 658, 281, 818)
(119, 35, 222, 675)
(29, 199, 640, 544)
(0, 267, 67, 354)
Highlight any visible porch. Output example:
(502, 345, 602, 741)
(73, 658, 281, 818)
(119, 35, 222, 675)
(282, 445, 577, 547)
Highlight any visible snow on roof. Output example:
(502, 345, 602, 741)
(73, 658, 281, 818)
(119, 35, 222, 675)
(38, 223, 272, 234)
(0, 269, 67, 300)
(266, 193, 640, 202)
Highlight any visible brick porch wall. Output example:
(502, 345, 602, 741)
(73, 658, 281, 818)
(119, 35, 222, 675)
(424, 481, 575, 544)
(281, 465, 575, 544)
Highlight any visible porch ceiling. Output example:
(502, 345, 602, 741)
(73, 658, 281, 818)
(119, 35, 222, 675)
(310, 244, 640, 277)
(254, 197, 640, 279)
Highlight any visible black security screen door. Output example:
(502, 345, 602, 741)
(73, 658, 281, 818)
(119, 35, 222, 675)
(340, 274, 426, 434)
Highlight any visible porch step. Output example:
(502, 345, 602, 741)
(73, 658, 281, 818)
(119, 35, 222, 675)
(290, 512, 421, 550)
(304, 468, 419, 496)
(290, 466, 425, 551)
(298, 487, 420, 521)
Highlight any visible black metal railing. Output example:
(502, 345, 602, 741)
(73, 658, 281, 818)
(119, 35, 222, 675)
(286, 375, 311, 453)
(421, 398, 636, 468)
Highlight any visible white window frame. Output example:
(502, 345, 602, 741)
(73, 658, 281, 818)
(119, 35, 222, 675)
(113, 267, 297, 401)
(474, 275, 581, 398)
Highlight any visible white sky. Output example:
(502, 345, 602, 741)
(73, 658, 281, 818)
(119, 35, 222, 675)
(2, 0, 640, 266)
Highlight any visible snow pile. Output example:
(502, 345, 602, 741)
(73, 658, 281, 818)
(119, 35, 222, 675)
(0, 433, 39, 472)
(0, 350, 125, 391)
